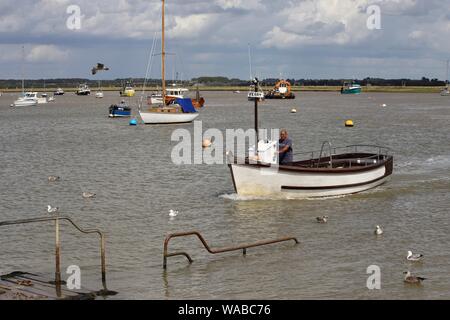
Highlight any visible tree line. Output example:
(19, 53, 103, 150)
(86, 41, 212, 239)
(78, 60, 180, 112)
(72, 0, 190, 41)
(0, 76, 446, 89)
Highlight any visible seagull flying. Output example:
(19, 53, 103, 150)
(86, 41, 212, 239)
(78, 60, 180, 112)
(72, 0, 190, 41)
(91, 63, 110, 75)
(47, 205, 59, 213)
(82, 192, 96, 199)
(407, 251, 424, 262)
(316, 216, 329, 224)
(374, 225, 384, 235)
(404, 271, 427, 284)
(169, 210, 178, 218)
(48, 176, 61, 182)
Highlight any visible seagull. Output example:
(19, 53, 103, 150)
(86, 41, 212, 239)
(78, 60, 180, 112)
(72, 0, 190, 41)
(404, 271, 427, 284)
(169, 210, 178, 218)
(407, 251, 424, 262)
(48, 176, 61, 182)
(82, 192, 96, 199)
(47, 205, 59, 214)
(91, 63, 110, 75)
(374, 225, 384, 235)
(316, 216, 329, 224)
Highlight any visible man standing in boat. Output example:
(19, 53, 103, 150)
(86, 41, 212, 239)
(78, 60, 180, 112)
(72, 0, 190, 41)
(278, 129, 293, 165)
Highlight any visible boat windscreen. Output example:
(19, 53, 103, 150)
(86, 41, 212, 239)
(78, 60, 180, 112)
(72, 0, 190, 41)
(176, 98, 197, 113)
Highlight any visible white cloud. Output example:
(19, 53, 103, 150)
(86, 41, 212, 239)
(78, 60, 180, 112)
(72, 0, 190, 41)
(26, 45, 69, 62)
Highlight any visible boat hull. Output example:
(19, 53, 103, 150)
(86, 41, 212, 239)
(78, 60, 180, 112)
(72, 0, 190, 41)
(341, 88, 362, 95)
(139, 111, 199, 124)
(12, 100, 37, 107)
(229, 156, 393, 198)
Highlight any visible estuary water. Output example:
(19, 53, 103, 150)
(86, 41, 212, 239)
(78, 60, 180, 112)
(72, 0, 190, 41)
(0, 91, 449, 299)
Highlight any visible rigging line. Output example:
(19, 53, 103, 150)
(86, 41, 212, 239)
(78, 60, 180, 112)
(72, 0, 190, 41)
(140, 31, 158, 108)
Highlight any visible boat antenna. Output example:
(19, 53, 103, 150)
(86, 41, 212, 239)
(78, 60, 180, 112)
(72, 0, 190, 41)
(161, 0, 166, 103)
(253, 77, 260, 143)
(248, 43, 254, 80)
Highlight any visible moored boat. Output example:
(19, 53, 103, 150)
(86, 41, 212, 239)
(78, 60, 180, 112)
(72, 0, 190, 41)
(76, 83, 91, 96)
(341, 82, 362, 95)
(265, 79, 296, 99)
(109, 100, 132, 118)
(139, 0, 201, 124)
(54, 88, 65, 95)
(11, 92, 38, 107)
(120, 81, 136, 97)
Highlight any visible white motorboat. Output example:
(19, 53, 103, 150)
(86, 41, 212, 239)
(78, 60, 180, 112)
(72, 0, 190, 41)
(95, 91, 104, 98)
(76, 83, 91, 95)
(54, 88, 65, 95)
(11, 92, 38, 107)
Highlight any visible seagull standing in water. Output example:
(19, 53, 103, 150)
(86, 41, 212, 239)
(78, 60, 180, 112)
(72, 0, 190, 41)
(316, 216, 329, 224)
(404, 271, 427, 284)
(47, 205, 59, 214)
(407, 251, 424, 262)
(374, 225, 384, 235)
(82, 192, 96, 199)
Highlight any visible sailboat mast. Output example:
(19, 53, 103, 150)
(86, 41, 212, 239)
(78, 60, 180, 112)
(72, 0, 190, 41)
(161, 0, 166, 101)
(21, 45, 25, 94)
(446, 59, 449, 85)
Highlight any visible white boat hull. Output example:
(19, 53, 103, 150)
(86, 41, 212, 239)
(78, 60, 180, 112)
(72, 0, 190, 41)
(37, 98, 48, 104)
(139, 111, 199, 124)
(229, 160, 392, 199)
(12, 100, 37, 107)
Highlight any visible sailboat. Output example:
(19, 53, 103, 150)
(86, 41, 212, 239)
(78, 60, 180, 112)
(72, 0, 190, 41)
(11, 46, 38, 107)
(139, 0, 199, 124)
(96, 80, 104, 98)
(227, 78, 393, 199)
(441, 60, 449, 96)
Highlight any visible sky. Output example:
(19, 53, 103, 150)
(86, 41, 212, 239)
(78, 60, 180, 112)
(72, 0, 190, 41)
(0, 0, 449, 80)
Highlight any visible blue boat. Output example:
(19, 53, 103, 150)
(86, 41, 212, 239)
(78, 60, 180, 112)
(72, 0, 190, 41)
(109, 101, 132, 118)
(341, 82, 362, 95)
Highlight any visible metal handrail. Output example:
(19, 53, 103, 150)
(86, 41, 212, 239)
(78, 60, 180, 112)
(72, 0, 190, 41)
(0, 216, 112, 295)
(317, 141, 333, 168)
(163, 231, 299, 269)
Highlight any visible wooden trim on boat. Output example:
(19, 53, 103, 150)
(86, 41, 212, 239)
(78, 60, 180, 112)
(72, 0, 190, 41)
(234, 155, 393, 174)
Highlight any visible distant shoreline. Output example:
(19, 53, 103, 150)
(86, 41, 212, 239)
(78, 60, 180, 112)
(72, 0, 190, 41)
(0, 86, 445, 94)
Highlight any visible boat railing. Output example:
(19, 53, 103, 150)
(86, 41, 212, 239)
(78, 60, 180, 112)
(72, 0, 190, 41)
(293, 143, 391, 168)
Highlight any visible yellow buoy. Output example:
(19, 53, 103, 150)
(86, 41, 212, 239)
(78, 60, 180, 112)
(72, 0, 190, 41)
(345, 120, 354, 127)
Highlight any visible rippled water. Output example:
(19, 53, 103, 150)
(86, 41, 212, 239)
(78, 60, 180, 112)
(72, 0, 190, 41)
(0, 91, 449, 299)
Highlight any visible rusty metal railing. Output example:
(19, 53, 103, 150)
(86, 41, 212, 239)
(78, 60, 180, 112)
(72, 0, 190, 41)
(163, 231, 299, 269)
(0, 216, 114, 296)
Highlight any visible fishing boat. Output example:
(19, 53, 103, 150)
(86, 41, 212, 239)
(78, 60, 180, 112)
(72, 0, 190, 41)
(109, 100, 132, 118)
(139, 0, 199, 124)
(76, 83, 91, 96)
(227, 79, 393, 199)
(54, 88, 65, 95)
(341, 82, 362, 95)
(120, 81, 136, 97)
(265, 79, 296, 99)
(11, 92, 38, 107)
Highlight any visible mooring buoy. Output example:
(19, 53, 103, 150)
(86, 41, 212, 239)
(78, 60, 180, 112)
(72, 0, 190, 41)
(129, 118, 138, 126)
(345, 120, 354, 127)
